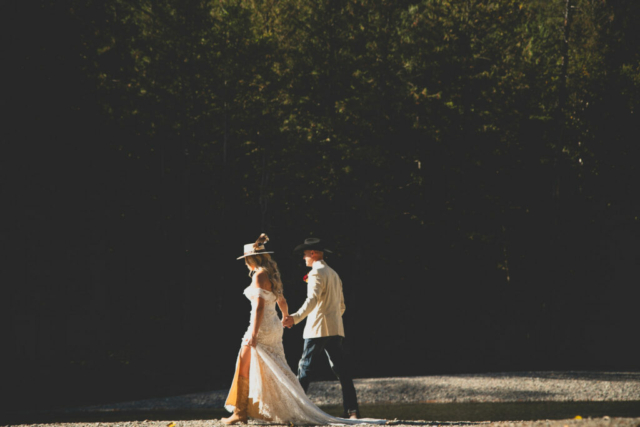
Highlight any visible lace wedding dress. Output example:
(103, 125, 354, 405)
(224, 286, 386, 425)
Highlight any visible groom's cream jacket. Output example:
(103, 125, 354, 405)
(291, 260, 346, 339)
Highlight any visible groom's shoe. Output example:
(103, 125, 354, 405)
(222, 376, 249, 424)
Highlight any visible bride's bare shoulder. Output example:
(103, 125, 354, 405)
(254, 269, 273, 292)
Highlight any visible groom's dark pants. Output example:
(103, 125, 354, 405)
(297, 335, 360, 417)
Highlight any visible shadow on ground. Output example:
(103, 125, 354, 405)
(4, 401, 640, 426)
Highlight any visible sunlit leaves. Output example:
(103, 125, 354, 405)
(72, 0, 640, 234)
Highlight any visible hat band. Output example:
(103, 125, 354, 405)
(238, 244, 273, 260)
(245, 246, 267, 255)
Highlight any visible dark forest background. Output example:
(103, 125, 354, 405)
(3, 0, 639, 416)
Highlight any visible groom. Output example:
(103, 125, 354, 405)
(282, 238, 360, 419)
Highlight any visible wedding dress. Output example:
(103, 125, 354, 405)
(224, 286, 386, 425)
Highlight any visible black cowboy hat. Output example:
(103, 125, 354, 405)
(293, 237, 333, 253)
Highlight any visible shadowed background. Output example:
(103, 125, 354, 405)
(3, 0, 639, 417)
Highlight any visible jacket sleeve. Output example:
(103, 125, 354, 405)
(340, 285, 346, 316)
(292, 270, 323, 324)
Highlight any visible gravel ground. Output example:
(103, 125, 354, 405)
(8, 416, 640, 427)
(7, 372, 640, 427)
(310, 372, 640, 405)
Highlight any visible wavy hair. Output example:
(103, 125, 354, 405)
(245, 234, 284, 298)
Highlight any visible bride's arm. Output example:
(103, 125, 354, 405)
(277, 295, 289, 318)
(247, 297, 265, 347)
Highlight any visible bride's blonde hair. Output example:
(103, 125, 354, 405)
(245, 233, 284, 298)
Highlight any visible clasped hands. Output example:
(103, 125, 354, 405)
(282, 315, 294, 329)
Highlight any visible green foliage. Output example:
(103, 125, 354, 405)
(71, 0, 640, 345)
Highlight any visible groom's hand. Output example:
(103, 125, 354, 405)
(282, 316, 294, 328)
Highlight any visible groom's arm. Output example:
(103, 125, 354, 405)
(291, 270, 323, 324)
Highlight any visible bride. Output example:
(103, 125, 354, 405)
(222, 234, 386, 425)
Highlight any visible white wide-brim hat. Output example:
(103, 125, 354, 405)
(237, 243, 274, 260)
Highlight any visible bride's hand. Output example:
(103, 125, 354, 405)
(246, 335, 258, 347)
(282, 316, 294, 328)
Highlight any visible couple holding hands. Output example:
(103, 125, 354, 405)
(222, 234, 385, 425)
